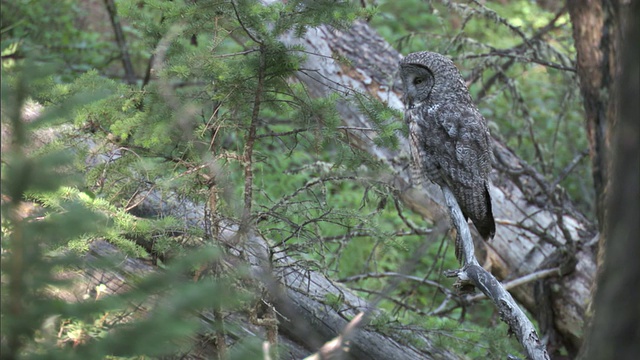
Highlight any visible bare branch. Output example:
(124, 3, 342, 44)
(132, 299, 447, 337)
(255, 128, 309, 139)
(441, 186, 479, 267)
(460, 51, 576, 72)
(337, 271, 452, 296)
(466, 267, 562, 302)
(550, 149, 589, 190)
(442, 185, 549, 360)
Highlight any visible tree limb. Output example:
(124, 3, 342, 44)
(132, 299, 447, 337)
(442, 185, 549, 359)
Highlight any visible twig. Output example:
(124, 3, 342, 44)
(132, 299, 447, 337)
(336, 126, 377, 131)
(461, 52, 576, 72)
(231, 0, 263, 44)
(392, 194, 424, 234)
(262, 176, 357, 215)
(255, 128, 309, 139)
(351, 287, 432, 316)
(318, 228, 430, 242)
(550, 149, 588, 190)
(213, 48, 260, 58)
(469, 0, 531, 46)
(466, 267, 561, 302)
(337, 271, 452, 296)
(475, 58, 513, 102)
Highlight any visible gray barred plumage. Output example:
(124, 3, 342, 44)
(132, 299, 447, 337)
(399, 51, 495, 254)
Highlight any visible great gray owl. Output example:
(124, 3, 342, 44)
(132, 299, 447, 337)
(399, 51, 495, 250)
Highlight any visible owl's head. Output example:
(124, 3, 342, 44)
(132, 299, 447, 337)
(399, 51, 464, 110)
(399, 62, 434, 109)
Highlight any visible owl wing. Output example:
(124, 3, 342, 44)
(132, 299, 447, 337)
(433, 104, 492, 186)
(427, 103, 495, 240)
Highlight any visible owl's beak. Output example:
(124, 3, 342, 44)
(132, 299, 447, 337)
(404, 95, 415, 110)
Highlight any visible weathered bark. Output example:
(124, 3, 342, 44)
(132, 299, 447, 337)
(567, 2, 633, 358)
(278, 19, 596, 355)
(581, 1, 640, 358)
(567, 0, 619, 233)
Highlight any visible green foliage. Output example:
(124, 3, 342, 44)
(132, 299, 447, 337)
(1, 63, 249, 359)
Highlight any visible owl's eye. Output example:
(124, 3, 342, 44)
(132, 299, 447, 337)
(414, 78, 423, 85)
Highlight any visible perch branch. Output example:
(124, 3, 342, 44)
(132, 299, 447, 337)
(441, 185, 479, 267)
(441, 185, 549, 360)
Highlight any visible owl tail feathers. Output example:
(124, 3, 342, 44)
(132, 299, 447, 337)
(458, 183, 496, 242)
(453, 184, 495, 264)
(475, 184, 496, 241)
